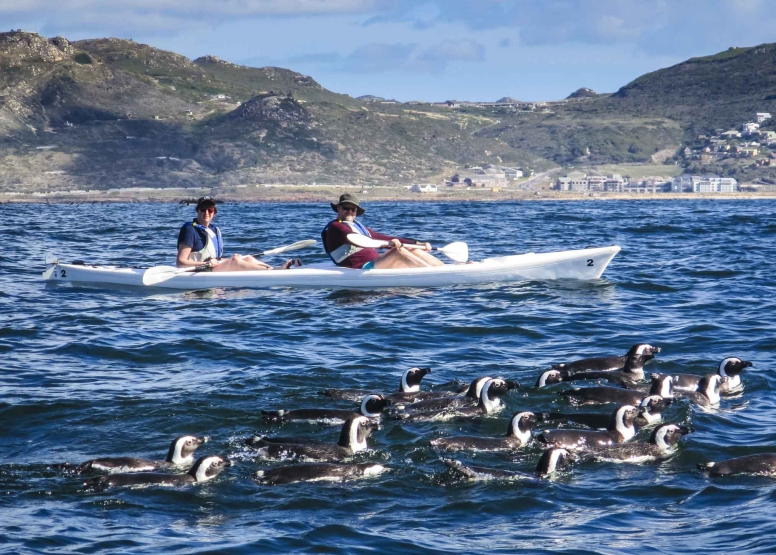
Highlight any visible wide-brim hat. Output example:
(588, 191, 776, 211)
(331, 193, 365, 216)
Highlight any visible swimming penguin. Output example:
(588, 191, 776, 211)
(251, 415, 378, 462)
(546, 343, 661, 375)
(536, 405, 639, 450)
(561, 374, 672, 406)
(255, 462, 388, 485)
(540, 394, 668, 430)
(387, 376, 495, 417)
(443, 447, 574, 481)
(698, 454, 776, 477)
(58, 435, 209, 474)
(668, 357, 752, 393)
(682, 374, 724, 407)
(81, 455, 230, 491)
(395, 378, 517, 422)
(261, 394, 391, 424)
(429, 412, 537, 452)
(586, 424, 691, 463)
(319, 367, 442, 402)
(554, 348, 655, 386)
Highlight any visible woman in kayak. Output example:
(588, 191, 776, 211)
(177, 197, 297, 271)
(321, 193, 444, 270)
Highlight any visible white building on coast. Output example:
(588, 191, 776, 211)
(671, 175, 739, 193)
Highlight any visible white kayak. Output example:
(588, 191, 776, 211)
(42, 245, 621, 290)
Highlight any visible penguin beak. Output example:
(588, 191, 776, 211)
(198, 436, 210, 445)
(743, 361, 753, 368)
(505, 380, 520, 390)
(678, 426, 694, 435)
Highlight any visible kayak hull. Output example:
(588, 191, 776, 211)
(42, 246, 621, 290)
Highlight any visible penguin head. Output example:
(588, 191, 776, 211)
(360, 394, 390, 417)
(477, 379, 509, 413)
(639, 395, 670, 419)
(536, 447, 574, 478)
(188, 455, 231, 482)
(167, 435, 209, 464)
(508, 411, 537, 443)
(616, 405, 639, 427)
(649, 374, 674, 398)
(628, 343, 662, 358)
(400, 367, 431, 392)
(651, 424, 692, 450)
(535, 370, 563, 388)
(719, 357, 752, 377)
(341, 415, 378, 452)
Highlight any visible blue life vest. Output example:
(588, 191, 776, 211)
(182, 220, 223, 261)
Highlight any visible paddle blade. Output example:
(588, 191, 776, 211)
(261, 239, 317, 256)
(440, 242, 468, 263)
(142, 265, 192, 286)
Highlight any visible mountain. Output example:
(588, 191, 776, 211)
(0, 31, 549, 192)
(3, 32, 776, 192)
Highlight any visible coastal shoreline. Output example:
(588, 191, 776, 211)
(3, 186, 776, 204)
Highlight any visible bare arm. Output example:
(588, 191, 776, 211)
(177, 245, 217, 268)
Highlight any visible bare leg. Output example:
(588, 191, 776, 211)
(372, 247, 431, 269)
(408, 249, 444, 266)
(213, 254, 273, 272)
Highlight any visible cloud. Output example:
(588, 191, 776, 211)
(417, 39, 485, 66)
(6, 0, 776, 62)
(0, 0, 377, 17)
(287, 39, 487, 74)
(339, 42, 419, 73)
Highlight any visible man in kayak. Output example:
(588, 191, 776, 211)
(177, 197, 297, 271)
(322, 193, 444, 269)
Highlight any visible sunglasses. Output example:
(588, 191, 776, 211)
(198, 207, 216, 214)
(340, 205, 358, 212)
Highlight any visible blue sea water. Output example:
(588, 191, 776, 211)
(2, 199, 776, 554)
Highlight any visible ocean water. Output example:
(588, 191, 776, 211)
(2, 199, 776, 554)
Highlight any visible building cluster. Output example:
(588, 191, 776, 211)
(445, 165, 525, 188)
(555, 172, 739, 194)
(360, 96, 559, 113)
(686, 112, 776, 167)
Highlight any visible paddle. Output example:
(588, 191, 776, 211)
(346, 233, 469, 263)
(142, 239, 318, 286)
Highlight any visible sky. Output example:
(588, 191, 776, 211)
(3, 0, 776, 102)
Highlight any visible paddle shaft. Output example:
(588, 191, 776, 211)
(345, 233, 468, 262)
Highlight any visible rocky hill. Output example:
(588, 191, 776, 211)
(3, 32, 776, 192)
(0, 31, 551, 192)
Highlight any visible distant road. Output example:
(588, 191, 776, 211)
(519, 168, 562, 191)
